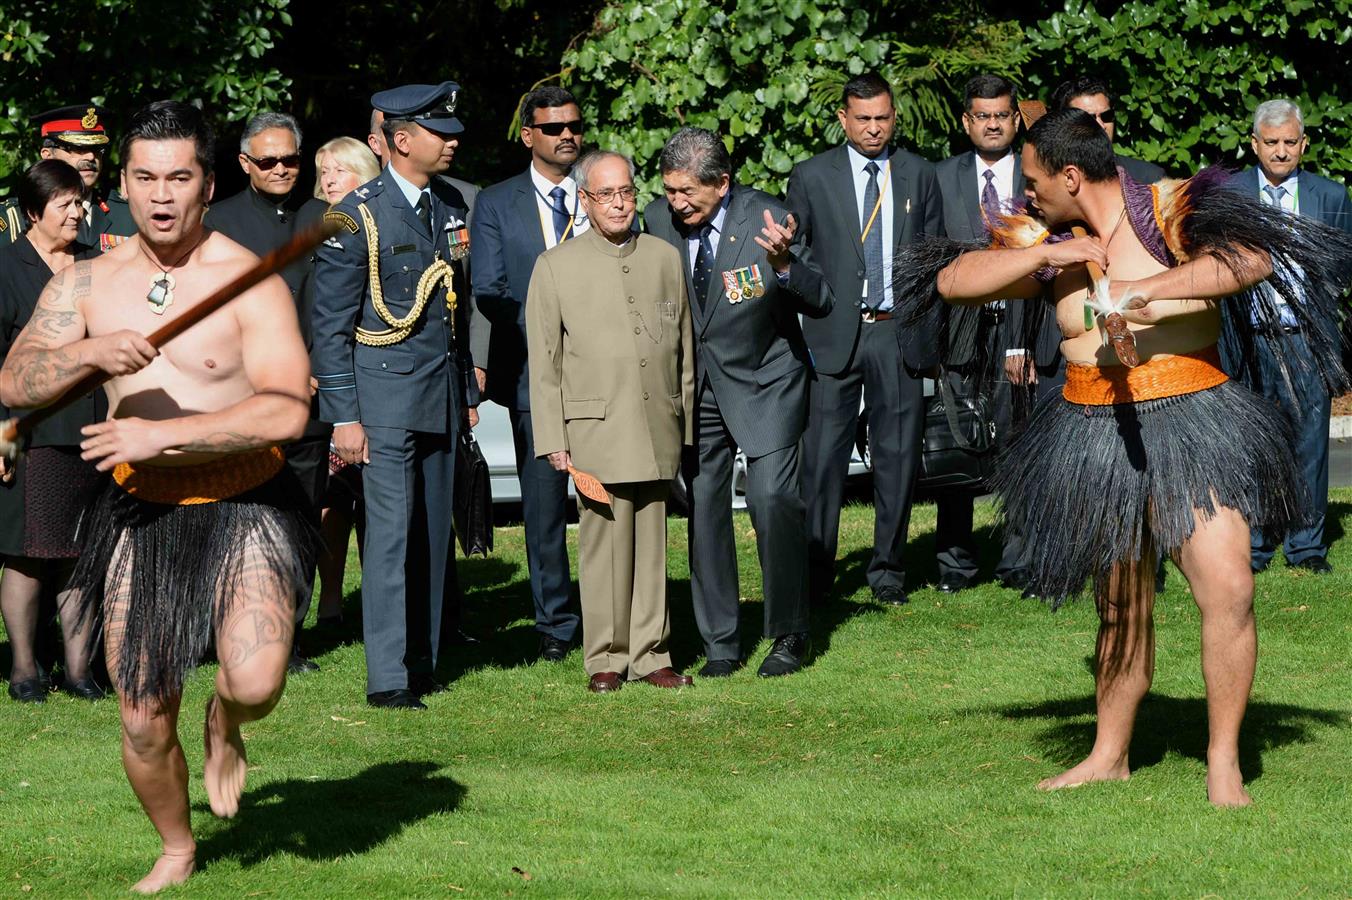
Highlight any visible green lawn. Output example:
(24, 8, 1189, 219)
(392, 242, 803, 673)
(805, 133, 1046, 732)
(3, 492, 1350, 897)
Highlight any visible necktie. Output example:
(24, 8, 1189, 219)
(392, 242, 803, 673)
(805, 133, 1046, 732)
(1262, 184, 1299, 327)
(692, 225, 714, 312)
(1263, 184, 1288, 212)
(549, 186, 570, 243)
(981, 169, 1002, 230)
(414, 192, 432, 236)
(862, 160, 884, 310)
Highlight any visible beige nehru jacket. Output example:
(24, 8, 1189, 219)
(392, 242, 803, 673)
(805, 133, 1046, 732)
(527, 229, 695, 483)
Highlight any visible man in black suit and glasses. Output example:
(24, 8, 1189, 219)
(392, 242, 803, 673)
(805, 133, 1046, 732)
(787, 72, 944, 607)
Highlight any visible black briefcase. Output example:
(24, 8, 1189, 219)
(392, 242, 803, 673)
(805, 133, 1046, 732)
(917, 369, 998, 494)
(454, 430, 493, 556)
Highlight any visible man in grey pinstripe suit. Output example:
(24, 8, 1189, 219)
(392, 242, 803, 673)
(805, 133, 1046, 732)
(645, 128, 832, 677)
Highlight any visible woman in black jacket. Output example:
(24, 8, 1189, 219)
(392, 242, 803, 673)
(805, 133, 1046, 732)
(0, 160, 108, 702)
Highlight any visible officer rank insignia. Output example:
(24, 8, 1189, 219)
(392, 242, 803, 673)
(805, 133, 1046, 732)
(720, 264, 765, 303)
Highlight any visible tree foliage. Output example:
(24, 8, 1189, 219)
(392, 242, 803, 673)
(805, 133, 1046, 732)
(0, 0, 292, 187)
(1023, 0, 1352, 182)
(561, 0, 1021, 197)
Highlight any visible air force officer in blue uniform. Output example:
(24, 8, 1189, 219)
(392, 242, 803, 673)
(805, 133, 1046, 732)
(312, 82, 476, 709)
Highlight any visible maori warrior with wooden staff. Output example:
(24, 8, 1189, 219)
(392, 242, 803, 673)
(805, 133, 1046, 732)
(0, 101, 334, 893)
(894, 107, 1352, 806)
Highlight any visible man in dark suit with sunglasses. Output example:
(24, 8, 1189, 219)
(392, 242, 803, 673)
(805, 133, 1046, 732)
(1050, 76, 1165, 185)
(470, 86, 588, 661)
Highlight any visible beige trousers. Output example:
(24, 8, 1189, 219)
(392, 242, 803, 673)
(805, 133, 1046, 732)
(577, 480, 672, 678)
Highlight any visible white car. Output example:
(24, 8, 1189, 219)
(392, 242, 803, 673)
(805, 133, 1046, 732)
(475, 398, 870, 513)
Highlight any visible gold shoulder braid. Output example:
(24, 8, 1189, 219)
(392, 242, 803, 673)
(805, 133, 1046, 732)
(354, 202, 457, 347)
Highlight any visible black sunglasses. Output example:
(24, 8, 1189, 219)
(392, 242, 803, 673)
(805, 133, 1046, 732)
(1095, 109, 1116, 124)
(530, 120, 584, 137)
(245, 153, 302, 170)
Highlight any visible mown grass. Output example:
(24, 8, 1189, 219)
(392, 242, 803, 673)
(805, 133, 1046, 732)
(2, 493, 1350, 898)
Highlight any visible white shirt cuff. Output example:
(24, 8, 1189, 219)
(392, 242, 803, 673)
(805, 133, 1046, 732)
(1004, 349, 1027, 357)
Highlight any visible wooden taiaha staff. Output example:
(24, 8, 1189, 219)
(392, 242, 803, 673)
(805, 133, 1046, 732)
(0, 218, 340, 461)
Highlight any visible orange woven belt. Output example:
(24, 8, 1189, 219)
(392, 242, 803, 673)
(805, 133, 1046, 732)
(113, 446, 285, 506)
(1063, 345, 1228, 406)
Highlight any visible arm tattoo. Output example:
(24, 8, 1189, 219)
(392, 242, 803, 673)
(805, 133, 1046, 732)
(177, 431, 266, 453)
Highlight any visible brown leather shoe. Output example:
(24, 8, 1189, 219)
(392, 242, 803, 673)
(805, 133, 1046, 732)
(587, 671, 623, 693)
(639, 667, 693, 688)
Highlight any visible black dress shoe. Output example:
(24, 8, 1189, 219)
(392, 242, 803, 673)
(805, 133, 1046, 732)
(7, 678, 47, 703)
(1291, 557, 1333, 574)
(757, 633, 809, 678)
(366, 689, 427, 710)
(60, 677, 107, 701)
(873, 585, 908, 606)
(539, 635, 572, 662)
(410, 674, 447, 696)
(937, 573, 975, 594)
(999, 569, 1031, 591)
(699, 658, 742, 678)
(287, 651, 320, 674)
(444, 627, 480, 646)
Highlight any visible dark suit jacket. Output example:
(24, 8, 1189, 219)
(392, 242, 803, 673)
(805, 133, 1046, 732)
(0, 238, 104, 446)
(1115, 153, 1165, 185)
(1236, 166, 1352, 235)
(469, 168, 550, 411)
(644, 184, 831, 457)
(786, 144, 943, 374)
(935, 150, 1030, 366)
(311, 170, 474, 432)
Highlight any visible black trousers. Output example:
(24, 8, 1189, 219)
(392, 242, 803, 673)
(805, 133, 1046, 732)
(284, 434, 330, 627)
(685, 380, 809, 661)
(803, 317, 924, 597)
(510, 408, 579, 641)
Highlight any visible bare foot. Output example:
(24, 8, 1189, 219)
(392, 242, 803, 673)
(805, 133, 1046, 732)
(1037, 754, 1130, 791)
(131, 848, 195, 894)
(203, 695, 247, 818)
(1206, 756, 1253, 807)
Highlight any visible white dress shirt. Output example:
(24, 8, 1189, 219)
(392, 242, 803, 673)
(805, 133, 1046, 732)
(846, 143, 894, 310)
(685, 193, 730, 278)
(974, 150, 1017, 215)
(530, 162, 589, 248)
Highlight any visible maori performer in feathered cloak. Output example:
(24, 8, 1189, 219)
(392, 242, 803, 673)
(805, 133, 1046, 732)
(0, 101, 316, 892)
(894, 108, 1351, 806)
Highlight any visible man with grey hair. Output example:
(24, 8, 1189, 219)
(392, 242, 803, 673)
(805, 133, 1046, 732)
(644, 126, 829, 678)
(528, 149, 696, 693)
(1232, 97, 1352, 575)
(205, 110, 328, 672)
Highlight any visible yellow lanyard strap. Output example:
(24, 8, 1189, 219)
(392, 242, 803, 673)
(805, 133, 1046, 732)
(860, 162, 892, 244)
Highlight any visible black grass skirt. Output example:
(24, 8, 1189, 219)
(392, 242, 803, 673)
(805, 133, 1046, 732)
(68, 470, 315, 705)
(994, 380, 1309, 606)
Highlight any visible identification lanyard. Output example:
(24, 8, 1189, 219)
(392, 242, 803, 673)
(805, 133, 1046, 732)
(860, 161, 892, 244)
(537, 185, 583, 244)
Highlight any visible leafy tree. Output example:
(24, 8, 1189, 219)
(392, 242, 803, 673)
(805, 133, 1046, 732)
(561, 0, 1025, 196)
(1022, 0, 1352, 182)
(0, 0, 292, 191)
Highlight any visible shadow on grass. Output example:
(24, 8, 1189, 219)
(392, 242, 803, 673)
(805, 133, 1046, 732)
(1326, 500, 1348, 547)
(992, 693, 1349, 784)
(194, 760, 464, 868)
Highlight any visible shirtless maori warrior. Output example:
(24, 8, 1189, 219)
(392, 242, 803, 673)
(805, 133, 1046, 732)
(0, 101, 314, 891)
(895, 108, 1351, 806)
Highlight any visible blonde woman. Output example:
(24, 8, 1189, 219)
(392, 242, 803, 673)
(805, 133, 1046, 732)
(310, 136, 380, 629)
(313, 137, 380, 205)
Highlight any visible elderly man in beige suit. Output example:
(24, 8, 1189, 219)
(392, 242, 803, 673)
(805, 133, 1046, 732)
(527, 150, 696, 693)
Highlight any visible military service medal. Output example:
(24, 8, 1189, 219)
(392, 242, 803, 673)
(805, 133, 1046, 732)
(747, 264, 766, 298)
(721, 271, 741, 303)
(445, 220, 470, 261)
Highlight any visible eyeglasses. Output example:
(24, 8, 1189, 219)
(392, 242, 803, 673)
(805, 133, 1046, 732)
(583, 186, 637, 204)
(967, 111, 1015, 122)
(245, 153, 302, 170)
(530, 120, 584, 137)
(1093, 109, 1116, 124)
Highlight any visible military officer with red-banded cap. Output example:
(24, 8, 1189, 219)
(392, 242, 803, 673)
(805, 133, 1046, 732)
(12, 104, 136, 250)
